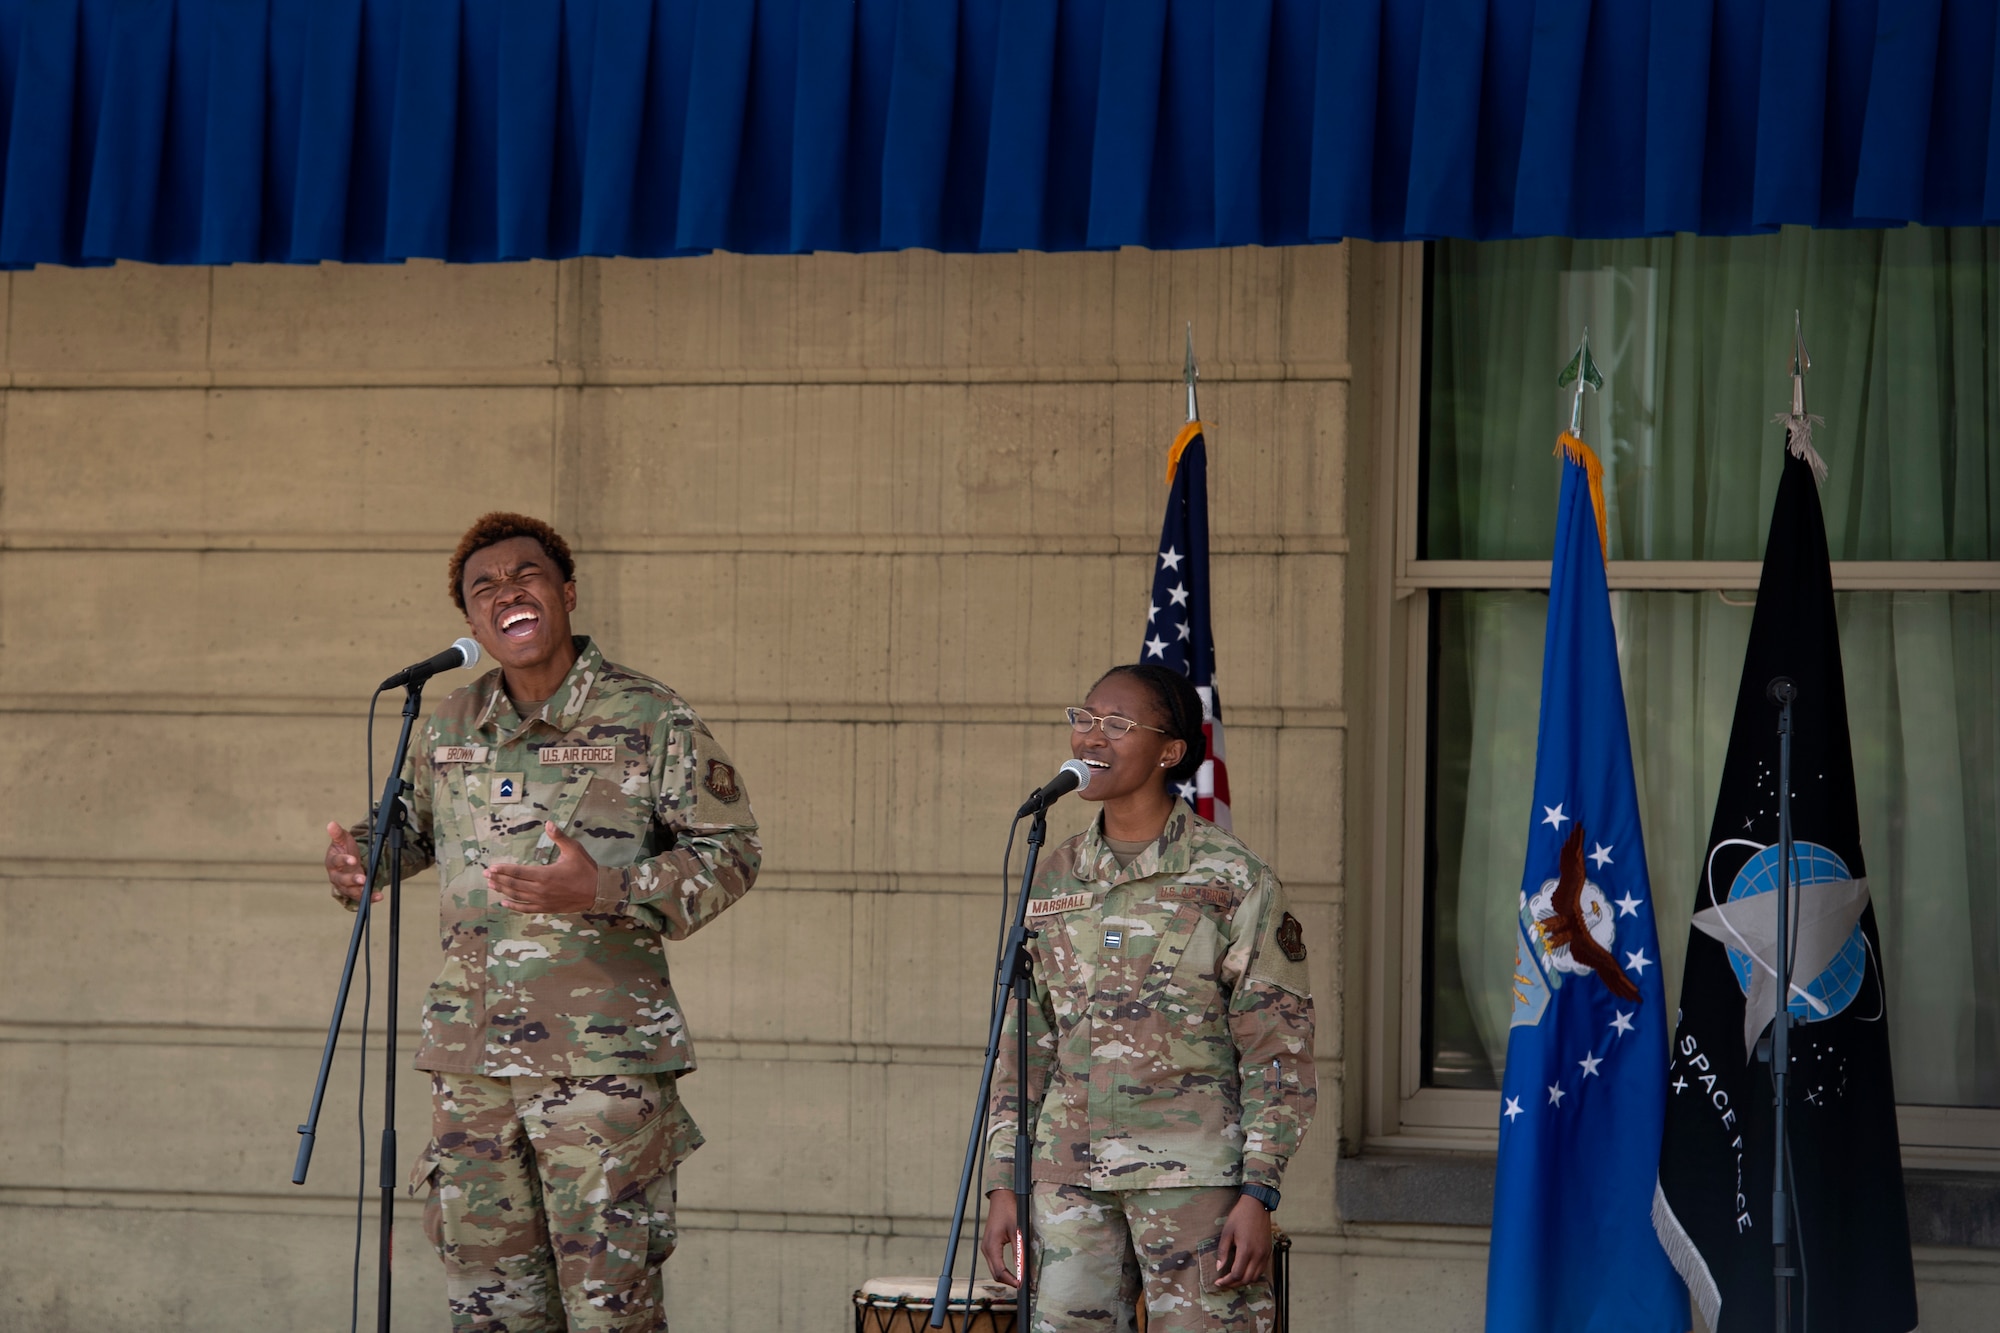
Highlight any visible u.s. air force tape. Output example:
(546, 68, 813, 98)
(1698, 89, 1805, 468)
(539, 746, 617, 765)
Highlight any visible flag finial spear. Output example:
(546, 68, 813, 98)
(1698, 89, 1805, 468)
(1775, 310, 1828, 485)
(1790, 309, 1810, 417)
(1184, 322, 1199, 424)
(1558, 328, 1604, 437)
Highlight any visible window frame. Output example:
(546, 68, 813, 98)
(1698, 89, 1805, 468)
(1348, 240, 2000, 1169)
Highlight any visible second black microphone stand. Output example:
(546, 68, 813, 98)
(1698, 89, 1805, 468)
(1767, 676, 1799, 1333)
(932, 801, 1051, 1333)
(291, 679, 427, 1332)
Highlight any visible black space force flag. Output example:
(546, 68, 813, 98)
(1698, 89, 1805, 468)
(1653, 440, 1917, 1332)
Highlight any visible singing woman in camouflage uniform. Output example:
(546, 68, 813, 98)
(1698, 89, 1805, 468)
(979, 665, 1316, 1333)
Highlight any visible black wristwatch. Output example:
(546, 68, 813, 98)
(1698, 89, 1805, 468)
(1240, 1183, 1281, 1212)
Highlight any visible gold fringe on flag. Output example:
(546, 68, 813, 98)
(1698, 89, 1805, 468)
(1555, 430, 1609, 559)
(1165, 420, 1203, 484)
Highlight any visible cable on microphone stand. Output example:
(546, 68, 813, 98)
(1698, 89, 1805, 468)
(348, 687, 385, 1333)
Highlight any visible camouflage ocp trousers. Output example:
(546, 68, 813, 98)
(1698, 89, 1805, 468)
(1029, 1183, 1275, 1333)
(412, 1070, 700, 1332)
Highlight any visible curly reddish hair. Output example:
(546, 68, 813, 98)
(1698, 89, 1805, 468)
(447, 512, 576, 612)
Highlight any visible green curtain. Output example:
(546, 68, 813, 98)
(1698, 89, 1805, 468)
(1426, 227, 2000, 1108)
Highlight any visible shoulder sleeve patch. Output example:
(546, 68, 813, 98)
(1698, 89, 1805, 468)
(1245, 902, 1313, 1000)
(1276, 911, 1307, 961)
(702, 759, 741, 804)
(669, 723, 755, 830)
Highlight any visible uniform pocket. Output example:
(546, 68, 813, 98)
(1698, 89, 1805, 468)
(537, 1076, 696, 1316)
(1138, 905, 1204, 1010)
(407, 1138, 449, 1256)
(1195, 1236, 1223, 1293)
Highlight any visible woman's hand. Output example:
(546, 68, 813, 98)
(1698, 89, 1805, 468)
(1211, 1195, 1273, 1289)
(980, 1189, 1023, 1288)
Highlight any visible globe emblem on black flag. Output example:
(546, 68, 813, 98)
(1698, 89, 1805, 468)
(1722, 841, 1868, 1023)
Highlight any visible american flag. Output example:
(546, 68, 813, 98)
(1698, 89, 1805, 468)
(1142, 419, 1231, 830)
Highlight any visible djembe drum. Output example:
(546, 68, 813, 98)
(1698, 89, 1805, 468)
(854, 1277, 1015, 1332)
(859, 1232, 1288, 1332)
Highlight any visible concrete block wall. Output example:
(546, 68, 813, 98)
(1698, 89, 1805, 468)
(0, 249, 1364, 1330)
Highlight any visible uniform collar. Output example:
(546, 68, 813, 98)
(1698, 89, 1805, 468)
(1079, 798, 1198, 884)
(473, 636, 603, 740)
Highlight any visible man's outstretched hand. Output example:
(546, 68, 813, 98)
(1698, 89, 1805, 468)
(324, 821, 376, 906)
(484, 822, 600, 914)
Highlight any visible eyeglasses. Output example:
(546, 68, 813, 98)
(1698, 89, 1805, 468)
(1065, 707, 1170, 740)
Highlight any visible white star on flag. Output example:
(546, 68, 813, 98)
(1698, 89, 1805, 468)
(1624, 948, 1652, 975)
(1548, 1084, 1566, 1106)
(1147, 603, 1159, 623)
(1168, 583, 1190, 607)
(1159, 547, 1182, 571)
(1176, 621, 1190, 640)
(1588, 842, 1614, 870)
(1542, 803, 1569, 829)
(1579, 1053, 1602, 1077)
(1144, 635, 1168, 659)
(1610, 1010, 1635, 1036)
(1614, 892, 1642, 917)
(1503, 1096, 1524, 1122)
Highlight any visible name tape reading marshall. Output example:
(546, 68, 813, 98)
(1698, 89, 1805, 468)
(1027, 893, 1093, 919)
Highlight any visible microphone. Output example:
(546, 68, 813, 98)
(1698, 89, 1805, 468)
(1016, 759, 1094, 818)
(1766, 677, 1798, 706)
(378, 638, 482, 692)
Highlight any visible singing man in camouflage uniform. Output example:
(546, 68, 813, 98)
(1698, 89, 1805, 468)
(979, 665, 1315, 1333)
(321, 512, 759, 1332)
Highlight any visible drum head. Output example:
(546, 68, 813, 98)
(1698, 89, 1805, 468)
(854, 1277, 1015, 1333)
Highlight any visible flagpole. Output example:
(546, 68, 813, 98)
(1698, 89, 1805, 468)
(1184, 322, 1199, 423)
(1764, 316, 1810, 1333)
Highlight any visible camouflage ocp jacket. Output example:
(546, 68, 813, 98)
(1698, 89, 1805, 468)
(983, 802, 1316, 1194)
(354, 637, 760, 1078)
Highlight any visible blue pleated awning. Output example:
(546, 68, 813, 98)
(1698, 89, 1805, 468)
(2, 0, 1998, 267)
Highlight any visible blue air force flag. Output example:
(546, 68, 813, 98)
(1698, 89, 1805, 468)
(1485, 433, 1688, 1333)
(1142, 421, 1231, 829)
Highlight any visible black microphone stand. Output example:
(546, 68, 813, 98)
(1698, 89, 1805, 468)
(1767, 676, 1798, 1333)
(292, 680, 427, 1333)
(932, 801, 1051, 1333)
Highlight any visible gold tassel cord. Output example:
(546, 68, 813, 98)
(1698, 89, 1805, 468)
(1165, 420, 1203, 484)
(1554, 430, 1609, 559)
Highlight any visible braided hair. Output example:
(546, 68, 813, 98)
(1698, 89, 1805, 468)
(1094, 664, 1207, 786)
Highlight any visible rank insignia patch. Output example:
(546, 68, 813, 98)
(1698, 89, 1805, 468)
(702, 759, 741, 804)
(491, 772, 526, 804)
(1276, 911, 1307, 962)
(1103, 929, 1125, 951)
